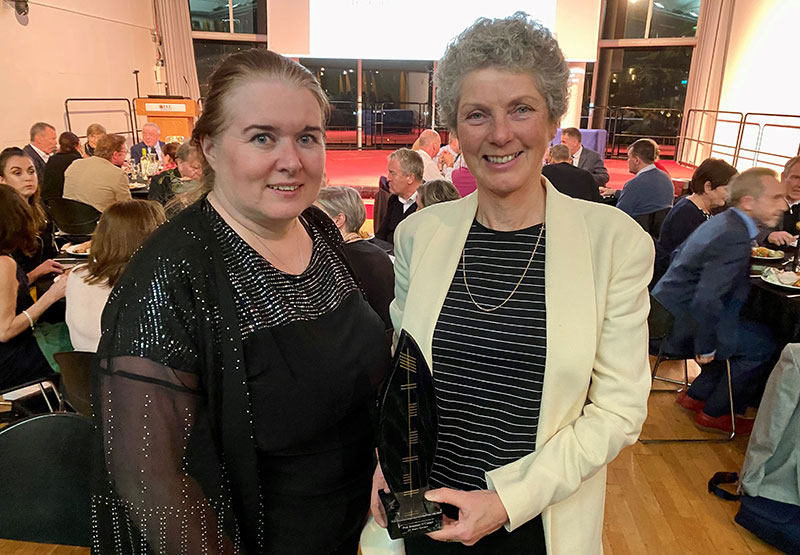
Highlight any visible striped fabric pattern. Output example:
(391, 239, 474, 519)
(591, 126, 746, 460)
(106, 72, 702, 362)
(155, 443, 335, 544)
(430, 219, 546, 491)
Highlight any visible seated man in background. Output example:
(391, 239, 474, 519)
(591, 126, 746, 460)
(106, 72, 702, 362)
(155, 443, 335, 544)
(148, 142, 203, 206)
(130, 122, 165, 165)
(416, 129, 446, 182)
(652, 168, 786, 434)
(375, 148, 423, 246)
(758, 155, 800, 248)
(63, 134, 131, 212)
(560, 126, 609, 187)
(23, 121, 57, 186)
(542, 144, 602, 202)
(603, 138, 674, 218)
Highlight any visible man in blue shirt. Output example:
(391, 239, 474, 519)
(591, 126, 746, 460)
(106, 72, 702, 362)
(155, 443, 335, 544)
(652, 167, 787, 434)
(602, 139, 674, 218)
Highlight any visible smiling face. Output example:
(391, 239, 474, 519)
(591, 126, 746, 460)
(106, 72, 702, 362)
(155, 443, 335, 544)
(0, 155, 38, 199)
(201, 78, 325, 229)
(456, 68, 556, 199)
(142, 126, 160, 147)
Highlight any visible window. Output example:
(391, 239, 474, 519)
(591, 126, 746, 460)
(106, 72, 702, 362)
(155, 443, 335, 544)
(189, 0, 266, 35)
(603, 0, 700, 39)
(189, 1, 267, 98)
(194, 40, 266, 98)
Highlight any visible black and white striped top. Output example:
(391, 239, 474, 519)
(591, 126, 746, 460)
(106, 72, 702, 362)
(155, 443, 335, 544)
(430, 219, 546, 491)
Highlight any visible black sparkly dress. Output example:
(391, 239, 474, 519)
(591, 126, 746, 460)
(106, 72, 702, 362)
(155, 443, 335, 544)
(92, 199, 390, 554)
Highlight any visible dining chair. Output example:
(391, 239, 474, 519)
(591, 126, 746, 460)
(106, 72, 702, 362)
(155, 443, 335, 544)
(0, 413, 92, 546)
(53, 351, 94, 417)
(43, 197, 101, 242)
(642, 295, 737, 443)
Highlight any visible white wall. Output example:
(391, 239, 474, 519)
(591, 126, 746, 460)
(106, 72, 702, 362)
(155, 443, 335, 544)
(712, 0, 800, 171)
(0, 0, 160, 151)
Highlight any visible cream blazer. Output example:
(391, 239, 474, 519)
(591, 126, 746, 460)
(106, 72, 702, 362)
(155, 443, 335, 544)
(389, 180, 654, 554)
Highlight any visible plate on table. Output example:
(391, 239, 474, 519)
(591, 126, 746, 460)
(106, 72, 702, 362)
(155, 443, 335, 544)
(760, 267, 800, 290)
(751, 247, 784, 260)
(65, 244, 90, 256)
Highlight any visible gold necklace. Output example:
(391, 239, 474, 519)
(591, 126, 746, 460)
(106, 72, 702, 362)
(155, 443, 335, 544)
(461, 223, 545, 313)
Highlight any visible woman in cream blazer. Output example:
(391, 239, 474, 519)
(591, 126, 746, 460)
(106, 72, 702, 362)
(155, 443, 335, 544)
(368, 13, 654, 554)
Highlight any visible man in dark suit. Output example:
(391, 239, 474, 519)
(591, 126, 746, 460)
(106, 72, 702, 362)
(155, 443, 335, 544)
(130, 122, 166, 165)
(758, 155, 800, 248)
(22, 121, 56, 186)
(542, 145, 602, 202)
(652, 167, 786, 434)
(560, 127, 609, 187)
(374, 148, 423, 246)
(602, 139, 674, 218)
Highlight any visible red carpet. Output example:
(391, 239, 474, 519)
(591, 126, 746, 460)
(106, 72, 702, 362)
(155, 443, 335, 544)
(325, 150, 695, 191)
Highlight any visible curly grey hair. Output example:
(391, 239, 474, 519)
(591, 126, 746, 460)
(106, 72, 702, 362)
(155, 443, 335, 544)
(436, 12, 570, 132)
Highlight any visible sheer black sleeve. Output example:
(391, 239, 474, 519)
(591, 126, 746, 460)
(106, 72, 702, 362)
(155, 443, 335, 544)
(92, 240, 242, 554)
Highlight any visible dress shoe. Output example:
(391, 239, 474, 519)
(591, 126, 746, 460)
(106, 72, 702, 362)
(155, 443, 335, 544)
(693, 411, 755, 435)
(675, 390, 705, 413)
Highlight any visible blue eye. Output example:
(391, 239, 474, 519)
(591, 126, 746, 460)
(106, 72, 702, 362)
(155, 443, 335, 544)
(517, 105, 531, 114)
(252, 134, 270, 145)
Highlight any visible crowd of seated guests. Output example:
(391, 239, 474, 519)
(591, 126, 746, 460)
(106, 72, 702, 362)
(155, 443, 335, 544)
(65, 200, 165, 352)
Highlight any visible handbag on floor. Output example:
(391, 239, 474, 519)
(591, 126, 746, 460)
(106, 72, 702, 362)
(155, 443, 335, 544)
(708, 344, 800, 555)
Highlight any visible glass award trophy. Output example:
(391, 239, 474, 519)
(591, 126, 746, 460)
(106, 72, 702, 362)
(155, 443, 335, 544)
(377, 330, 442, 539)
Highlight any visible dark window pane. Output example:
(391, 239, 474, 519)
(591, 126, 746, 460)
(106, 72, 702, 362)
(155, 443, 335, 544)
(193, 40, 265, 98)
(602, 0, 650, 39)
(189, 0, 230, 33)
(233, 0, 267, 35)
(649, 0, 700, 38)
(601, 47, 691, 150)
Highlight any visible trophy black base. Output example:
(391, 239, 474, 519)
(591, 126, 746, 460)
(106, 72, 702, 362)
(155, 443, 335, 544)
(379, 487, 443, 539)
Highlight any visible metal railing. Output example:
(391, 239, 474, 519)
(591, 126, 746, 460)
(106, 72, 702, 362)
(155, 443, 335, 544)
(64, 98, 138, 144)
(590, 106, 683, 158)
(678, 110, 800, 171)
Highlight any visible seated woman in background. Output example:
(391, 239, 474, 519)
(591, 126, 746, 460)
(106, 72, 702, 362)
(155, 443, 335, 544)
(417, 178, 460, 209)
(0, 185, 67, 390)
(42, 132, 83, 200)
(65, 199, 165, 352)
(0, 148, 62, 284)
(148, 142, 204, 206)
(83, 123, 106, 157)
(652, 158, 738, 286)
(316, 186, 394, 329)
(160, 141, 180, 171)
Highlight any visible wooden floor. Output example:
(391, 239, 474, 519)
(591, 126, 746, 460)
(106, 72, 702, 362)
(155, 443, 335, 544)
(0, 359, 781, 555)
(603, 358, 781, 554)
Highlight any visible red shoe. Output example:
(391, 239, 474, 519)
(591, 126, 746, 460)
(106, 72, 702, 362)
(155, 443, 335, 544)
(693, 411, 755, 435)
(675, 390, 705, 413)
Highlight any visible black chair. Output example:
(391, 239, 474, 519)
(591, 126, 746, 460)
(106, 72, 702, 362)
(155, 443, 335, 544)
(0, 413, 92, 546)
(642, 295, 737, 443)
(0, 374, 63, 415)
(44, 197, 101, 241)
(634, 207, 671, 239)
(53, 351, 94, 417)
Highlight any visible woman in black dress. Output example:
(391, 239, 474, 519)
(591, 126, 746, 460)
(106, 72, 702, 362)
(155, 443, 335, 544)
(0, 148, 62, 283)
(316, 185, 394, 330)
(92, 49, 390, 554)
(0, 185, 67, 389)
(42, 132, 83, 200)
